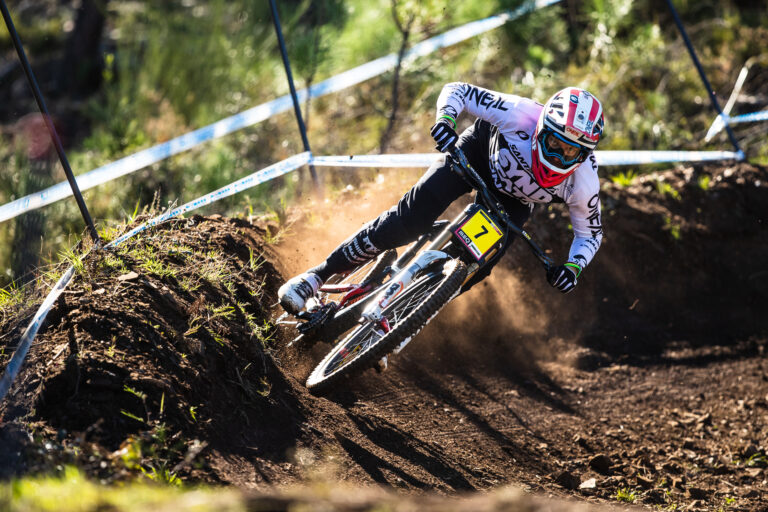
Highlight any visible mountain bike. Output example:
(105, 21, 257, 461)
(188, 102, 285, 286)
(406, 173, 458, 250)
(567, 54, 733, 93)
(279, 148, 552, 394)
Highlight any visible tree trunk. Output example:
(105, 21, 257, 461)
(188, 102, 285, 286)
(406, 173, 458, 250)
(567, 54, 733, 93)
(58, 0, 108, 98)
(380, 2, 413, 154)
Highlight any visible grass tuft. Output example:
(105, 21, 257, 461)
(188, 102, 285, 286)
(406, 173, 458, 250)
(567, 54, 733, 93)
(656, 180, 681, 200)
(4, 466, 245, 511)
(610, 170, 638, 187)
(615, 487, 637, 503)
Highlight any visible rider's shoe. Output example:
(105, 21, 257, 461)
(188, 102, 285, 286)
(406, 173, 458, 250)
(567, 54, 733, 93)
(278, 272, 323, 314)
(375, 355, 388, 373)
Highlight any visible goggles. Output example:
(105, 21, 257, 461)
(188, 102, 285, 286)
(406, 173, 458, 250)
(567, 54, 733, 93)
(538, 128, 590, 170)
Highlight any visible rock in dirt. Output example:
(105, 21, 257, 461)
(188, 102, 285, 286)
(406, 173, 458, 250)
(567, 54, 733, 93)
(117, 271, 139, 281)
(588, 454, 612, 474)
(572, 434, 593, 452)
(686, 487, 708, 500)
(554, 470, 581, 490)
(579, 478, 597, 490)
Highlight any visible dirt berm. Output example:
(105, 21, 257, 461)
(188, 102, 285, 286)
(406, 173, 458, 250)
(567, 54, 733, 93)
(1, 161, 766, 511)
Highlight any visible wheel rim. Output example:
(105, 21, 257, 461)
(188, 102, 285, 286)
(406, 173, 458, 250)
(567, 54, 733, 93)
(322, 270, 443, 377)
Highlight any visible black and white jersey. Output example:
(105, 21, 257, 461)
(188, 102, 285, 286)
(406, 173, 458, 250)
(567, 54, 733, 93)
(436, 82, 603, 269)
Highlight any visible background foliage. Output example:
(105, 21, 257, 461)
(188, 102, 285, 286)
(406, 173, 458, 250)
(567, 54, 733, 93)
(0, 0, 766, 287)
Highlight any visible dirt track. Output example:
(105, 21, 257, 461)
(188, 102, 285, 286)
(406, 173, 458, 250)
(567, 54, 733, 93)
(1, 162, 767, 511)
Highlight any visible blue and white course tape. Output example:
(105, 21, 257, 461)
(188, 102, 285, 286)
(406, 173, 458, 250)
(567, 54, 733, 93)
(0, 0, 558, 224)
(705, 110, 768, 141)
(309, 150, 744, 168)
(0, 266, 76, 401)
(107, 152, 311, 248)
(594, 149, 744, 166)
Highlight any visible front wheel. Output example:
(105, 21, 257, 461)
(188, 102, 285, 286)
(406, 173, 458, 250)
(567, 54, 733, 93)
(306, 258, 467, 394)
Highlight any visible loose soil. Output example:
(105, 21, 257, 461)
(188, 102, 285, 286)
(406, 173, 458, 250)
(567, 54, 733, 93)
(1, 162, 767, 511)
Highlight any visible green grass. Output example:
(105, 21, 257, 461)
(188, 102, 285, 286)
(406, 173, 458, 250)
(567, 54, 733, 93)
(656, 180, 681, 200)
(120, 410, 146, 424)
(610, 170, 638, 187)
(207, 304, 236, 321)
(139, 465, 181, 487)
(746, 452, 768, 467)
(664, 216, 682, 241)
(139, 256, 176, 279)
(2, 466, 246, 512)
(99, 252, 129, 276)
(615, 487, 637, 503)
(59, 246, 86, 275)
(0, 283, 24, 314)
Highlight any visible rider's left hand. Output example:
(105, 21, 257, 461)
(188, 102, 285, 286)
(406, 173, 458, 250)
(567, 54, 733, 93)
(547, 263, 580, 294)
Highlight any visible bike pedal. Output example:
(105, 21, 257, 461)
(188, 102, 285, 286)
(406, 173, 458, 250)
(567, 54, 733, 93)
(274, 312, 298, 325)
(286, 333, 305, 348)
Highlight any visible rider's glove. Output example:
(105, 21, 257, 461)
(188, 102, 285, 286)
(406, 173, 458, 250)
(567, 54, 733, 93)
(547, 263, 581, 294)
(430, 115, 458, 153)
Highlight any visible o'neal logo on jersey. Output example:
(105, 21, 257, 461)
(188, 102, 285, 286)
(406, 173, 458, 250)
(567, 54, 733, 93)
(586, 193, 603, 237)
(463, 85, 509, 112)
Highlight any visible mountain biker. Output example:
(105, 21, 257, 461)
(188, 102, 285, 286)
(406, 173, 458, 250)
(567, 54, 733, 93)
(279, 82, 605, 314)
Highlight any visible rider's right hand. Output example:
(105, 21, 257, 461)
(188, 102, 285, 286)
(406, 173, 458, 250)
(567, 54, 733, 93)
(546, 263, 579, 294)
(430, 117, 458, 153)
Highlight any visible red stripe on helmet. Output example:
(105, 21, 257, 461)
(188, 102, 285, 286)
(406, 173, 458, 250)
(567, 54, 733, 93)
(587, 98, 601, 141)
(565, 88, 578, 128)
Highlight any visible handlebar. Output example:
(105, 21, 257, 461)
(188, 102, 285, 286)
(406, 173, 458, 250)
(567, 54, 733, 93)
(448, 147, 553, 272)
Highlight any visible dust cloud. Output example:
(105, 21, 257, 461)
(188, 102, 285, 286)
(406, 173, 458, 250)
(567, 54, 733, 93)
(273, 169, 579, 378)
(405, 261, 575, 377)
(274, 170, 416, 278)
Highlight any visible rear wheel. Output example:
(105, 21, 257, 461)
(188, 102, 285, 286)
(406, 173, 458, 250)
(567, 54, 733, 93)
(306, 258, 467, 394)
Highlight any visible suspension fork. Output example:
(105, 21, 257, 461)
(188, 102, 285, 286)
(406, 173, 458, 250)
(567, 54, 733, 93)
(360, 214, 474, 323)
(390, 220, 450, 272)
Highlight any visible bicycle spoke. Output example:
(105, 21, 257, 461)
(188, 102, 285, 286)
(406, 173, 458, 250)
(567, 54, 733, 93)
(323, 272, 443, 377)
(306, 259, 467, 394)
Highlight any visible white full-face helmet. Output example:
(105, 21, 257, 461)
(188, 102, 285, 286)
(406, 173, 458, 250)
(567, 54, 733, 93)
(531, 87, 605, 187)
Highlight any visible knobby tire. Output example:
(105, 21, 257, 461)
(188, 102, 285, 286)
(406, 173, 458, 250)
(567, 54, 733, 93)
(306, 258, 467, 394)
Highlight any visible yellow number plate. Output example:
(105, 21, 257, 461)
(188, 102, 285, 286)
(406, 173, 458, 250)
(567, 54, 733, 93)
(455, 209, 503, 260)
